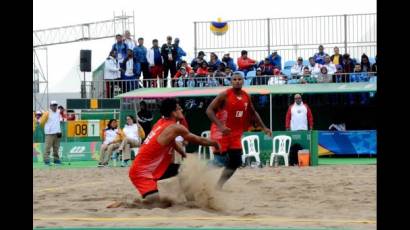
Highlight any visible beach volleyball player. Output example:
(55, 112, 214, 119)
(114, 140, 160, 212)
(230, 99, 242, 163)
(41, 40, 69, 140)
(206, 71, 272, 190)
(126, 98, 220, 206)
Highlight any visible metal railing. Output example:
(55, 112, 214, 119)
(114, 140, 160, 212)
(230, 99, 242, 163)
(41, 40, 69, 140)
(194, 13, 376, 65)
(81, 72, 377, 98)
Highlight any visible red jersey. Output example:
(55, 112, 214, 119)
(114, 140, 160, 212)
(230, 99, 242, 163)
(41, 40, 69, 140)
(210, 88, 251, 139)
(130, 118, 176, 181)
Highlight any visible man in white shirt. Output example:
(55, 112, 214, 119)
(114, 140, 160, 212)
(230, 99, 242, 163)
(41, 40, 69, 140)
(123, 30, 136, 50)
(290, 57, 305, 77)
(323, 55, 336, 75)
(285, 94, 314, 131)
(40, 101, 63, 165)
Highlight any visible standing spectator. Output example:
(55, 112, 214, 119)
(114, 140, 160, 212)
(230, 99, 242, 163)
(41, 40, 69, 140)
(123, 30, 136, 50)
(39, 101, 63, 165)
(285, 94, 314, 131)
(360, 53, 371, 72)
(222, 53, 237, 71)
(330, 47, 342, 66)
(174, 38, 186, 67)
(291, 57, 305, 77)
(111, 34, 128, 64)
(161, 36, 178, 80)
(191, 51, 206, 72)
(323, 55, 337, 75)
(268, 50, 282, 70)
(133, 37, 150, 80)
(118, 115, 145, 167)
(208, 52, 222, 71)
(341, 53, 355, 74)
(259, 58, 274, 75)
(98, 119, 121, 167)
(137, 101, 153, 136)
(104, 50, 121, 98)
(237, 50, 256, 75)
(147, 39, 163, 87)
(57, 106, 67, 122)
(313, 45, 328, 65)
(120, 49, 139, 92)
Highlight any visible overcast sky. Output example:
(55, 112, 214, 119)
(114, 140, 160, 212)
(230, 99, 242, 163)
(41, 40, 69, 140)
(33, 0, 376, 93)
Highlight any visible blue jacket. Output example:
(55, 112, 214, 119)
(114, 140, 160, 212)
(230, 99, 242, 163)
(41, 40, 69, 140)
(313, 52, 328, 65)
(208, 59, 222, 71)
(176, 46, 186, 62)
(268, 54, 282, 70)
(224, 58, 237, 71)
(111, 42, 128, 63)
(133, 45, 148, 63)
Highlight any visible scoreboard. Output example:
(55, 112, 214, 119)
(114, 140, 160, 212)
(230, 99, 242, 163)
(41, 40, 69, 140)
(67, 120, 110, 138)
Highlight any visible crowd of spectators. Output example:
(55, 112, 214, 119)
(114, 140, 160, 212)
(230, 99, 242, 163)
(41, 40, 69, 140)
(103, 32, 377, 96)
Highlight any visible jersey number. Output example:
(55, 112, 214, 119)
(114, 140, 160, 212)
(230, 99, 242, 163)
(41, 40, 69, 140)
(235, 111, 243, 118)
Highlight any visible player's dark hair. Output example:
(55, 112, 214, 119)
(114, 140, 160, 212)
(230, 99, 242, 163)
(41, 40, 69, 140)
(160, 98, 178, 118)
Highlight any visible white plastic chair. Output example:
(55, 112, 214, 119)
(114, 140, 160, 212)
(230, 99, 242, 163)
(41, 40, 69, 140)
(198, 131, 214, 160)
(270, 135, 292, 167)
(241, 135, 261, 166)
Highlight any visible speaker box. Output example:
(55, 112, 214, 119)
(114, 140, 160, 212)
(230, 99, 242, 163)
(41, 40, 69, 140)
(80, 50, 92, 72)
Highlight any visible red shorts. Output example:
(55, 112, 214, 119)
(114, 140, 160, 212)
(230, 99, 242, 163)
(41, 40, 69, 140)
(210, 132, 242, 153)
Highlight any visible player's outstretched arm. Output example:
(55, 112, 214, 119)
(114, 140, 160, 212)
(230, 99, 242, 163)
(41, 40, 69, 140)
(176, 125, 220, 152)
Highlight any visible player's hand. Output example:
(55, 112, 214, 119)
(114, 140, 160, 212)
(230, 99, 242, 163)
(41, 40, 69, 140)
(263, 128, 272, 137)
(212, 140, 221, 152)
(219, 125, 231, 135)
(180, 151, 187, 158)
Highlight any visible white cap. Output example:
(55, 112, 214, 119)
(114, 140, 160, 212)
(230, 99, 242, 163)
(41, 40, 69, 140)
(35, 111, 42, 114)
(50, 100, 58, 105)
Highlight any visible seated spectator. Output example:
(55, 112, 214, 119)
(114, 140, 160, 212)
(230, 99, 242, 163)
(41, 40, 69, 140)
(330, 46, 342, 67)
(191, 51, 206, 72)
(252, 68, 264, 85)
(268, 50, 282, 70)
(196, 61, 209, 77)
(268, 68, 285, 85)
(317, 67, 332, 83)
(333, 65, 346, 83)
(120, 49, 139, 92)
(98, 119, 121, 167)
(117, 115, 145, 167)
(341, 53, 355, 74)
(291, 57, 305, 77)
(186, 70, 196, 87)
(207, 68, 219, 87)
(174, 67, 188, 87)
(349, 64, 369, 104)
(223, 66, 233, 86)
(208, 52, 222, 71)
(111, 34, 128, 64)
(237, 50, 256, 75)
(222, 53, 237, 71)
(104, 50, 121, 98)
(213, 63, 226, 85)
(174, 60, 192, 79)
(313, 45, 328, 64)
(360, 53, 371, 72)
(307, 57, 320, 76)
(323, 55, 337, 75)
(123, 30, 136, 50)
(259, 58, 274, 75)
(300, 67, 317, 84)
